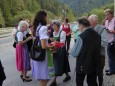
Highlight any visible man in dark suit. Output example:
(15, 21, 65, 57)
(70, 17, 101, 86)
(0, 60, 6, 86)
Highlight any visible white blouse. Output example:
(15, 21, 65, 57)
(17, 32, 24, 41)
(36, 25, 49, 40)
(53, 30, 66, 43)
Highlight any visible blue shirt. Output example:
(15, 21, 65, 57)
(94, 24, 107, 47)
(70, 36, 83, 58)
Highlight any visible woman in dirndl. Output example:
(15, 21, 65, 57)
(31, 10, 54, 86)
(16, 20, 33, 82)
(49, 20, 71, 86)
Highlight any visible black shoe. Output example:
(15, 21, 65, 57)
(22, 78, 32, 82)
(49, 81, 57, 86)
(20, 75, 30, 79)
(106, 72, 115, 76)
(105, 70, 109, 72)
(63, 76, 71, 82)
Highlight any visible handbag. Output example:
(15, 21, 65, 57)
(13, 41, 16, 48)
(13, 31, 18, 48)
(30, 26, 46, 61)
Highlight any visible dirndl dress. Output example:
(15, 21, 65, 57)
(31, 25, 50, 80)
(53, 30, 71, 76)
(53, 46, 70, 76)
(16, 44, 31, 71)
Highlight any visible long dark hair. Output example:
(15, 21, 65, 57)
(65, 18, 69, 23)
(33, 10, 47, 36)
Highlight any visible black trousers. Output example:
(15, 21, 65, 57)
(66, 35, 71, 52)
(76, 72, 98, 86)
(97, 73, 103, 86)
(96, 54, 105, 86)
(0, 81, 3, 86)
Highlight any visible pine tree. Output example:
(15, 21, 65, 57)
(0, 0, 12, 25)
(0, 9, 5, 26)
(10, 0, 25, 15)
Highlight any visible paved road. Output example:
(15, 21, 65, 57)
(0, 36, 115, 86)
(0, 36, 12, 45)
(0, 37, 77, 86)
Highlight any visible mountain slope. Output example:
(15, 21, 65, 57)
(58, 0, 113, 15)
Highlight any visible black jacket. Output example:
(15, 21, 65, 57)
(0, 60, 6, 81)
(76, 28, 101, 74)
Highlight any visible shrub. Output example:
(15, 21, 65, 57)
(10, 11, 33, 26)
(0, 10, 5, 27)
(91, 9, 104, 24)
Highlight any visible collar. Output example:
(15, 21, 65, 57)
(82, 27, 89, 32)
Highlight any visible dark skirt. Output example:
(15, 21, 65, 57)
(53, 46, 70, 76)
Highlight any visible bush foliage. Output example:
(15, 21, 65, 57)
(0, 9, 5, 27)
(0, 0, 75, 27)
(0, 0, 113, 27)
(82, 3, 114, 24)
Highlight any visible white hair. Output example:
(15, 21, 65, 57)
(18, 20, 29, 30)
(88, 14, 98, 23)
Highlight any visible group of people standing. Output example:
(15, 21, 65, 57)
(70, 8, 115, 86)
(1, 8, 114, 86)
(11, 10, 72, 86)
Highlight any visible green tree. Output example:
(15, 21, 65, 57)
(31, 0, 40, 12)
(91, 9, 104, 23)
(0, 0, 12, 26)
(11, 11, 33, 25)
(82, 3, 114, 24)
(66, 10, 75, 22)
(23, 0, 40, 12)
(10, 0, 25, 15)
(0, 9, 5, 27)
(47, 11, 56, 21)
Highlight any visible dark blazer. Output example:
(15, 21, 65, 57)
(0, 60, 6, 81)
(76, 28, 101, 74)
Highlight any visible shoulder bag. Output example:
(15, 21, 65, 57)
(30, 26, 46, 61)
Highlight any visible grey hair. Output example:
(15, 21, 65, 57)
(52, 20, 60, 28)
(88, 14, 98, 23)
(18, 20, 29, 30)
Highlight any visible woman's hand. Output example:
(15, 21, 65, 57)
(26, 36, 33, 42)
